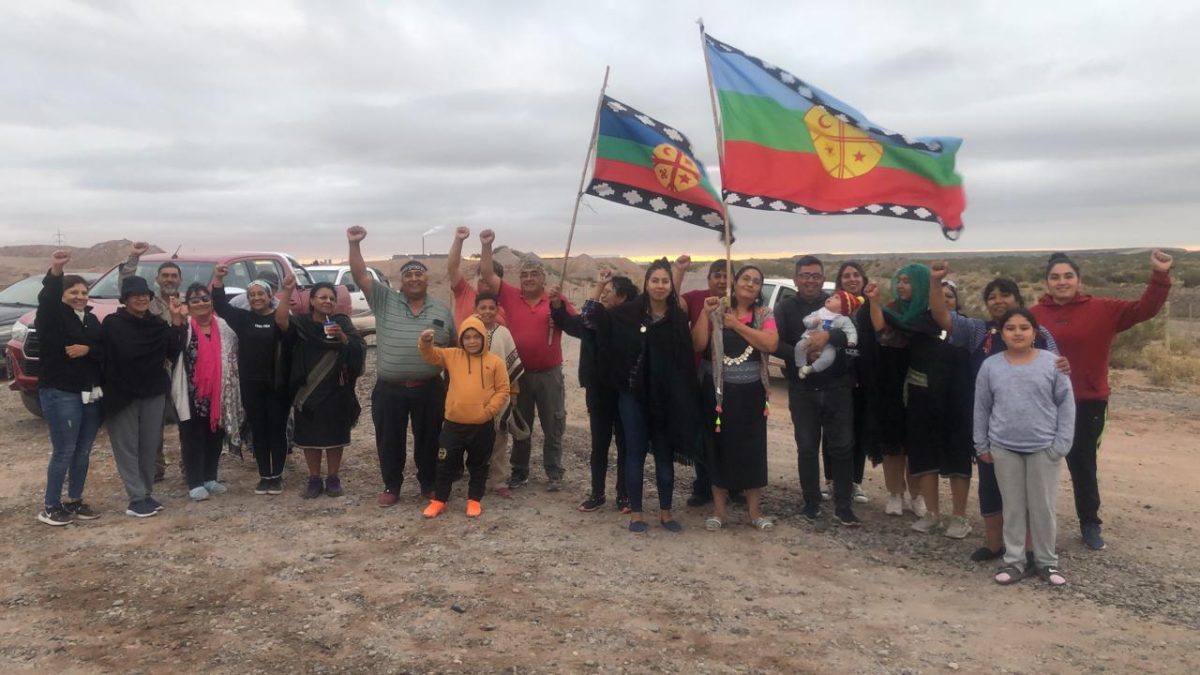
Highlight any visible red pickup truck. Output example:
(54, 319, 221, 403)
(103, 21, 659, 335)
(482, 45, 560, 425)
(5, 251, 352, 418)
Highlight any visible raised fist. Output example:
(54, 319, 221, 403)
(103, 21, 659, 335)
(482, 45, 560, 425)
(347, 226, 367, 243)
(130, 241, 149, 256)
(1151, 249, 1174, 272)
(703, 296, 721, 311)
(281, 273, 297, 293)
(674, 254, 692, 270)
(597, 269, 613, 284)
(479, 229, 495, 246)
(51, 250, 71, 269)
(455, 226, 471, 241)
(213, 264, 228, 279)
(930, 261, 950, 282)
(863, 282, 880, 300)
(419, 329, 435, 344)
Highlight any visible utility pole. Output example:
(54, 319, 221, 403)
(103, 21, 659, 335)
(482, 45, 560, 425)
(53, 228, 65, 246)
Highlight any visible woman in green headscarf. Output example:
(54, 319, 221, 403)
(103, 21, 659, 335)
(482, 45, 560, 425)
(864, 262, 957, 532)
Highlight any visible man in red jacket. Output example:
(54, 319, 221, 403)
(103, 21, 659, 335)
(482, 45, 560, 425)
(1031, 249, 1173, 551)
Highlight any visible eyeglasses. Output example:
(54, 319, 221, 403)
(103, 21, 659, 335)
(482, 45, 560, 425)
(187, 295, 211, 304)
(796, 272, 824, 281)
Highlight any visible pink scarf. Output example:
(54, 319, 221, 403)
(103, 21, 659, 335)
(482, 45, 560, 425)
(191, 317, 223, 432)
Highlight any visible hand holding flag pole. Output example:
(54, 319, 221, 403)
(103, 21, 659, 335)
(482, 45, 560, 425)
(697, 18, 735, 302)
(552, 65, 611, 345)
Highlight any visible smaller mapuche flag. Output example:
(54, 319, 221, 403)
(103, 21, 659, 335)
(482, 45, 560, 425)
(587, 96, 727, 236)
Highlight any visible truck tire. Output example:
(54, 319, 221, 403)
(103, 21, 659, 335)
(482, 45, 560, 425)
(21, 390, 43, 418)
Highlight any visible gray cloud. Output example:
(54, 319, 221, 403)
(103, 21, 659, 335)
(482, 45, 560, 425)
(1, 0, 1197, 260)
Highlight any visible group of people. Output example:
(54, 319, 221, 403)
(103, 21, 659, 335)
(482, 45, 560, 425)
(34, 228, 1175, 586)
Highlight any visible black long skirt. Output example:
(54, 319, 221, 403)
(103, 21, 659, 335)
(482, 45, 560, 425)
(702, 378, 768, 491)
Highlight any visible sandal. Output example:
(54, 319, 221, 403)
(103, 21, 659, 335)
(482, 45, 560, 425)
(1037, 566, 1067, 586)
(628, 520, 648, 534)
(660, 519, 683, 533)
(704, 516, 724, 531)
(752, 517, 774, 531)
(993, 564, 1027, 585)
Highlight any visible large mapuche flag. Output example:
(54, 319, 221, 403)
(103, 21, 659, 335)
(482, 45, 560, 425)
(587, 96, 727, 236)
(704, 34, 966, 238)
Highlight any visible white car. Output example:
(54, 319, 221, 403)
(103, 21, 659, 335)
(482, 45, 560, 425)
(306, 265, 390, 335)
(760, 277, 836, 376)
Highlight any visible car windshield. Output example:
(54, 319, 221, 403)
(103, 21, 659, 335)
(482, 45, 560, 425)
(89, 262, 216, 299)
(308, 270, 339, 285)
(0, 275, 44, 306)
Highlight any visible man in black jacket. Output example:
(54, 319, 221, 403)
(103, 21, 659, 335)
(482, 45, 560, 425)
(773, 256, 860, 526)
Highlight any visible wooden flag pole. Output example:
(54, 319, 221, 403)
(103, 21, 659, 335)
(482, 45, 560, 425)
(697, 19, 734, 300)
(551, 65, 610, 344)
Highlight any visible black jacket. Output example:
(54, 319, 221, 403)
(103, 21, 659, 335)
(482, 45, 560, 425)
(213, 286, 287, 388)
(35, 271, 104, 393)
(551, 301, 598, 390)
(773, 292, 850, 389)
(102, 308, 183, 415)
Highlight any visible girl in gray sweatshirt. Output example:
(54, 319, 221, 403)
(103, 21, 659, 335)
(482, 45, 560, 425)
(974, 308, 1074, 587)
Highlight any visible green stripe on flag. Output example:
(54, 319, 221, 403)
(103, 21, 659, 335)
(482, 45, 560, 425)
(595, 135, 723, 203)
(718, 91, 962, 187)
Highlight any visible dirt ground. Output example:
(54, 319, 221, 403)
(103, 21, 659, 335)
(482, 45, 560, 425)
(1, 337, 1198, 674)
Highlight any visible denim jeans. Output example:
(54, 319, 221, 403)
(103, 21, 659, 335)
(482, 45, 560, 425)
(41, 388, 103, 508)
(618, 390, 674, 513)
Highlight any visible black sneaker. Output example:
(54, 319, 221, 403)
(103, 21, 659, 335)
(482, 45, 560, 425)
(801, 502, 822, 521)
(686, 492, 713, 508)
(254, 479, 271, 495)
(578, 494, 606, 512)
(125, 500, 158, 518)
(146, 497, 165, 512)
(63, 501, 100, 520)
(267, 478, 284, 495)
(507, 474, 529, 489)
(834, 507, 861, 527)
(37, 506, 72, 527)
(1081, 523, 1106, 550)
(970, 546, 1004, 562)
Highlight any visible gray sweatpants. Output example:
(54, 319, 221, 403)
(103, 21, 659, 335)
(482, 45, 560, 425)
(509, 367, 565, 481)
(991, 446, 1063, 570)
(109, 395, 167, 502)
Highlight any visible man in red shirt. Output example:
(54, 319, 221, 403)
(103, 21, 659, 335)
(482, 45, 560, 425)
(447, 226, 507, 327)
(479, 229, 576, 491)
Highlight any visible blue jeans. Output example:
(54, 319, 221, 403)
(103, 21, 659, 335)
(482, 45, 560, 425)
(41, 388, 103, 508)
(618, 391, 674, 513)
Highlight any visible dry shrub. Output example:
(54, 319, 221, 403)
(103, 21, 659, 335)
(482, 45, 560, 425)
(1143, 338, 1200, 387)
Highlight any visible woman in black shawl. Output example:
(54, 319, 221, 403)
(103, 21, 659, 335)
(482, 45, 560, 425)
(276, 276, 365, 499)
(593, 258, 702, 534)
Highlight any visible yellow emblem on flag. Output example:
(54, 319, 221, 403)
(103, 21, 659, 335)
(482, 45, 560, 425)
(651, 144, 701, 192)
(804, 107, 883, 179)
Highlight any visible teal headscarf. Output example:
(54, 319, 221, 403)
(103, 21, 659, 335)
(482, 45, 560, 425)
(884, 263, 931, 326)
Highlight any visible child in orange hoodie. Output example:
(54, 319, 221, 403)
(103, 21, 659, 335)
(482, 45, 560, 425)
(418, 315, 510, 518)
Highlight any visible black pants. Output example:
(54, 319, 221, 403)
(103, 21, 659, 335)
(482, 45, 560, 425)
(434, 420, 495, 502)
(373, 379, 445, 494)
(789, 382, 853, 508)
(242, 380, 289, 479)
(1068, 399, 1107, 527)
(586, 385, 627, 500)
(824, 386, 867, 484)
(179, 417, 224, 489)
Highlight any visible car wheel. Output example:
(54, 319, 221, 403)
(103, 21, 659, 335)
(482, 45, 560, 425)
(21, 390, 43, 418)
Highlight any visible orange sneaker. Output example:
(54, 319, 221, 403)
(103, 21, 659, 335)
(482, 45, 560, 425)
(466, 499, 483, 518)
(423, 499, 447, 518)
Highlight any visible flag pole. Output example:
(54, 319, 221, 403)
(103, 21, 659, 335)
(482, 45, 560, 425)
(697, 19, 734, 300)
(552, 65, 610, 344)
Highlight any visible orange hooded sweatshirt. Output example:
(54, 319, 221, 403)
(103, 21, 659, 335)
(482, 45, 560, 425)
(419, 315, 510, 425)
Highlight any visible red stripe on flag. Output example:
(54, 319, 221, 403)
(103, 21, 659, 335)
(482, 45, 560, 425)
(724, 141, 965, 229)
(593, 158, 724, 213)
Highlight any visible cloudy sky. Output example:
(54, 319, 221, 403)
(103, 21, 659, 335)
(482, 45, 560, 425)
(2, 1, 1197, 261)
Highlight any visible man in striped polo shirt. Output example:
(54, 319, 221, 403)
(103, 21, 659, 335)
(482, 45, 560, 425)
(347, 226, 455, 507)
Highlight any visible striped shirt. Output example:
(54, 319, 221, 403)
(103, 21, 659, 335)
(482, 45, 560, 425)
(369, 283, 454, 382)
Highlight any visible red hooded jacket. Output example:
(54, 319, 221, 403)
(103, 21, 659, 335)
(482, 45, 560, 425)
(1031, 270, 1170, 401)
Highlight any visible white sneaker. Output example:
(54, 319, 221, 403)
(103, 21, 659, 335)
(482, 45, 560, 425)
(911, 513, 941, 534)
(944, 515, 972, 540)
(910, 495, 928, 518)
(853, 483, 869, 503)
(203, 480, 227, 495)
(821, 481, 832, 501)
(189, 486, 210, 501)
(885, 494, 903, 516)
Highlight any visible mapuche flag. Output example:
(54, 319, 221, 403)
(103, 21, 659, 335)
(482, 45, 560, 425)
(587, 96, 727, 236)
(704, 34, 966, 238)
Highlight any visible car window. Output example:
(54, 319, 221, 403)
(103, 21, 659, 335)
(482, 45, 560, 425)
(224, 261, 254, 290)
(247, 259, 284, 287)
(308, 270, 339, 285)
(0, 276, 43, 306)
(759, 283, 777, 309)
(89, 261, 215, 299)
(287, 257, 314, 286)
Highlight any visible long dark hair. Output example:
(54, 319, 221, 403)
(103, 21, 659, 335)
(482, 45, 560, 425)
(1045, 252, 1080, 279)
(641, 258, 678, 314)
(730, 264, 765, 312)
